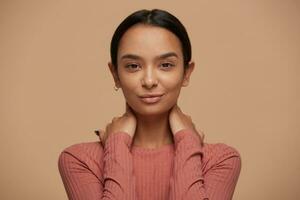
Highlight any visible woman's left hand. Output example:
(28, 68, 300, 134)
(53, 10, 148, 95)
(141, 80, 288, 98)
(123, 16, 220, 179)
(168, 103, 205, 144)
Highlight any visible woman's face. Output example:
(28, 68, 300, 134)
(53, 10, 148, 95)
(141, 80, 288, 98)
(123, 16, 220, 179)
(109, 24, 194, 116)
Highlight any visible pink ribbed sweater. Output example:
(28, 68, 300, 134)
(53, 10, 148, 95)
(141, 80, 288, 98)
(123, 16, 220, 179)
(58, 128, 241, 200)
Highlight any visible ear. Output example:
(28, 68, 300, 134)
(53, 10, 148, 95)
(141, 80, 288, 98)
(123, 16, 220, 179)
(108, 61, 121, 87)
(182, 61, 195, 87)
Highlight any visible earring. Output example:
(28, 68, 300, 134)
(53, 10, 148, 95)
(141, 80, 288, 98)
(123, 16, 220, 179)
(114, 85, 119, 91)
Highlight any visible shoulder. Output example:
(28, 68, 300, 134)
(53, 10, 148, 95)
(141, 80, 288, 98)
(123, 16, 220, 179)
(59, 141, 104, 160)
(203, 142, 241, 158)
(201, 142, 242, 169)
(58, 141, 104, 180)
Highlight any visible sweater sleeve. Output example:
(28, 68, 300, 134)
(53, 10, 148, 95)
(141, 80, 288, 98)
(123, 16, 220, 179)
(103, 132, 136, 200)
(169, 128, 242, 200)
(58, 132, 136, 200)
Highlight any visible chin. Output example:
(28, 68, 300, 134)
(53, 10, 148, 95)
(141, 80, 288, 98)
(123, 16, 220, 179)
(137, 107, 167, 116)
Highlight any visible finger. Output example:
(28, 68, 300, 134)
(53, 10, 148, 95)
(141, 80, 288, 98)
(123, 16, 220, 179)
(101, 126, 108, 140)
(100, 130, 104, 140)
(176, 104, 182, 112)
(200, 132, 205, 146)
(194, 126, 202, 138)
(95, 129, 103, 142)
(175, 103, 179, 109)
(192, 122, 196, 129)
(199, 130, 205, 141)
(112, 117, 118, 122)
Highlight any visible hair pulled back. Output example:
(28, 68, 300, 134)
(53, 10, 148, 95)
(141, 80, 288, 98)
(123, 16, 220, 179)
(110, 9, 192, 71)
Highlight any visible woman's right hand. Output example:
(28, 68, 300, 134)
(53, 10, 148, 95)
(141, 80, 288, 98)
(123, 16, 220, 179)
(96, 102, 137, 146)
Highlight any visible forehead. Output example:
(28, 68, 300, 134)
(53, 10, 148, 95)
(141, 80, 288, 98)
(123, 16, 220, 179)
(117, 24, 182, 60)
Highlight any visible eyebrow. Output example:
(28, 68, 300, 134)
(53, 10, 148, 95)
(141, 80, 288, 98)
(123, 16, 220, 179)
(120, 52, 178, 61)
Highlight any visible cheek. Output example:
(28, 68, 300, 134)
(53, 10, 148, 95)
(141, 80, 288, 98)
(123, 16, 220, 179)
(162, 72, 183, 92)
(160, 74, 184, 105)
(118, 75, 139, 98)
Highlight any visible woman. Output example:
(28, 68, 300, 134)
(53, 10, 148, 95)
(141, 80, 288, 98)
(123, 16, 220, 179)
(58, 9, 242, 200)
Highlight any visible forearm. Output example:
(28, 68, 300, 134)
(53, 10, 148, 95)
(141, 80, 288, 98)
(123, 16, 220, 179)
(169, 129, 241, 200)
(103, 132, 137, 200)
(169, 128, 208, 200)
(58, 132, 137, 200)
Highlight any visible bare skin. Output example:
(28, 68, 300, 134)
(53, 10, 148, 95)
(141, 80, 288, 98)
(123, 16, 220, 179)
(97, 102, 204, 147)
(98, 24, 205, 148)
(97, 102, 137, 143)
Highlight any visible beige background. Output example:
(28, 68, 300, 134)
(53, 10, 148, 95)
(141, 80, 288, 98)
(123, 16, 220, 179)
(1, 1, 299, 199)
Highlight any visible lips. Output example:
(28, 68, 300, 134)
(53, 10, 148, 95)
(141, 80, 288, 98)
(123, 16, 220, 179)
(139, 93, 164, 98)
(139, 93, 164, 104)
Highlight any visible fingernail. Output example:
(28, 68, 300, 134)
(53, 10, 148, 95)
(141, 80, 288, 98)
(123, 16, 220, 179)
(94, 130, 100, 136)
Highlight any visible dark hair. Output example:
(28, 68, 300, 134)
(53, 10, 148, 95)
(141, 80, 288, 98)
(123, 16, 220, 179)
(110, 9, 192, 72)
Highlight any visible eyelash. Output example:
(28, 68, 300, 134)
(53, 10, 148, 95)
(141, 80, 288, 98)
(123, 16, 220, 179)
(125, 63, 175, 70)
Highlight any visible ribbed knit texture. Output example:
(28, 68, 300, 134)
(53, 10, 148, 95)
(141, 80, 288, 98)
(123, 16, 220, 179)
(58, 128, 241, 200)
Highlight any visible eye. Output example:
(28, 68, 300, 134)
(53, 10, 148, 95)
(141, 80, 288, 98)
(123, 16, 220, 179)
(161, 62, 174, 69)
(125, 63, 140, 71)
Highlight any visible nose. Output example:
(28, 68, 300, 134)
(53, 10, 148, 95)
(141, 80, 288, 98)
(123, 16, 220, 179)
(141, 67, 158, 89)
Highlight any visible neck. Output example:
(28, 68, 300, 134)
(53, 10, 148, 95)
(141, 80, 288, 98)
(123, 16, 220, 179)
(132, 112, 174, 149)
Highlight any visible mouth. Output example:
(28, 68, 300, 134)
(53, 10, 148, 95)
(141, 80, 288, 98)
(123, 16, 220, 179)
(139, 94, 164, 104)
